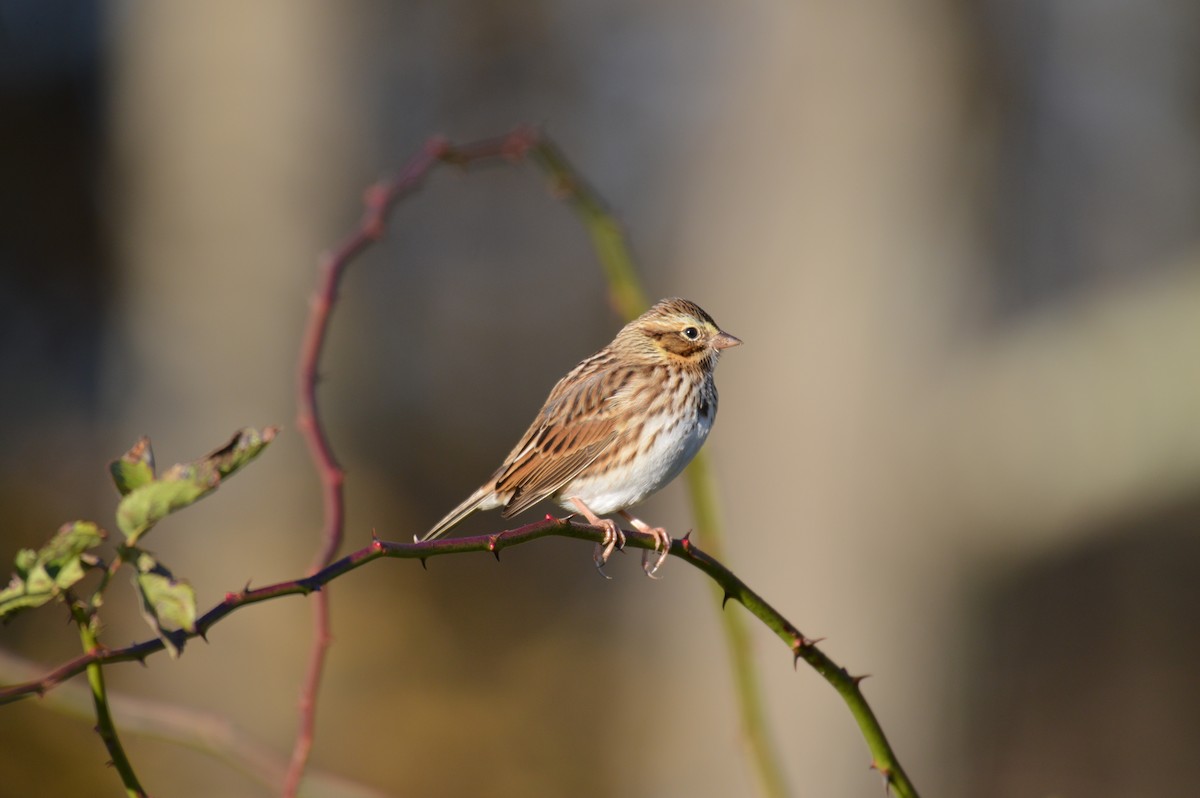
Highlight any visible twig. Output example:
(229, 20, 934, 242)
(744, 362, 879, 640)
(283, 130, 537, 795)
(531, 133, 792, 798)
(3, 522, 919, 797)
(685, 457, 790, 798)
(0, 649, 390, 797)
(69, 599, 147, 797)
(283, 127, 436, 798)
(280, 589, 331, 798)
(526, 138, 648, 318)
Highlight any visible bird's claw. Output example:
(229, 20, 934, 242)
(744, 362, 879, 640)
(593, 519, 625, 578)
(641, 527, 671, 579)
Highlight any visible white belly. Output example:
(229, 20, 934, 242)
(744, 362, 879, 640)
(555, 397, 714, 515)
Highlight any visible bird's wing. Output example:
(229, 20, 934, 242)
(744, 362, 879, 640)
(492, 360, 633, 518)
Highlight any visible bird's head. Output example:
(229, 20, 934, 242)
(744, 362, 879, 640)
(620, 297, 741, 366)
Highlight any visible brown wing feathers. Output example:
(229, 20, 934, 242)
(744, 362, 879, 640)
(492, 360, 632, 516)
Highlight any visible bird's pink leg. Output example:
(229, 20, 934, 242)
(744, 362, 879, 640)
(618, 510, 671, 578)
(568, 497, 625, 578)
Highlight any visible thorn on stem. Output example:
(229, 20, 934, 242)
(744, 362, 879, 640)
(363, 182, 389, 210)
(850, 673, 872, 686)
(722, 592, 733, 609)
(419, 557, 428, 571)
(425, 135, 451, 158)
(547, 174, 576, 201)
(362, 187, 389, 239)
(791, 639, 809, 669)
(502, 126, 538, 160)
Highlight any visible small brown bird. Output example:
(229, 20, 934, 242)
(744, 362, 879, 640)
(421, 298, 740, 576)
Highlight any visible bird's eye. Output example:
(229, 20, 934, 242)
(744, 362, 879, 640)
(683, 326, 700, 340)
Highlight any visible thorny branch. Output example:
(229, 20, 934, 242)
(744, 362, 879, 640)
(1, 519, 919, 798)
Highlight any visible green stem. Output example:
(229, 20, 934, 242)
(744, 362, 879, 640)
(89, 547, 129, 612)
(678, 534, 919, 798)
(16, 521, 916, 797)
(528, 139, 648, 320)
(531, 137, 793, 798)
(685, 456, 791, 798)
(70, 602, 147, 798)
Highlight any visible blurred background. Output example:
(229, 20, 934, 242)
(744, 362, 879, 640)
(2, 1, 1199, 796)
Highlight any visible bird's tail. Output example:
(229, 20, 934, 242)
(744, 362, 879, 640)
(420, 485, 497, 541)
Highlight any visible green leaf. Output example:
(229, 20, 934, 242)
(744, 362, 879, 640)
(116, 462, 220, 545)
(133, 551, 196, 658)
(109, 436, 156, 495)
(112, 427, 278, 545)
(0, 521, 105, 619)
(203, 426, 278, 480)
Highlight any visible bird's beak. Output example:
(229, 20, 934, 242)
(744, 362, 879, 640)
(713, 331, 742, 350)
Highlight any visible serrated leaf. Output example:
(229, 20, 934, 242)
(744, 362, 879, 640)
(0, 579, 50, 616)
(13, 548, 36, 573)
(111, 427, 277, 545)
(35, 522, 104, 570)
(115, 462, 220, 545)
(109, 436, 156, 495)
(23, 563, 56, 596)
(203, 426, 278, 480)
(133, 551, 196, 659)
(0, 521, 105, 619)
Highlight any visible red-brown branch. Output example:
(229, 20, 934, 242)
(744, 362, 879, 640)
(283, 126, 543, 796)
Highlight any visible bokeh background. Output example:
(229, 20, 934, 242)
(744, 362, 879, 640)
(3, 2, 1199, 796)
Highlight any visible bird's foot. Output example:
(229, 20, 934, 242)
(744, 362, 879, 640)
(619, 511, 671, 578)
(641, 527, 671, 578)
(569, 497, 627, 578)
(592, 518, 626, 579)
